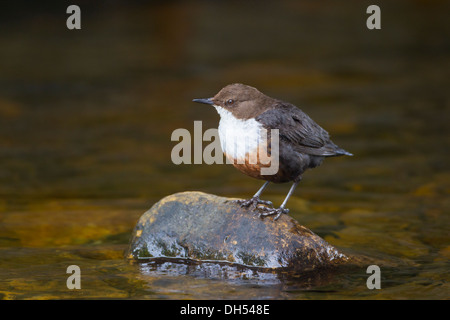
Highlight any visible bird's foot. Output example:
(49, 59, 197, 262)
(257, 206, 289, 221)
(234, 196, 273, 210)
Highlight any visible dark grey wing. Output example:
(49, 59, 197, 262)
(256, 102, 345, 156)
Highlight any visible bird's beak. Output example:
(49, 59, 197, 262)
(192, 98, 214, 105)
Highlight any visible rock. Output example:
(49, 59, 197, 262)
(125, 191, 349, 271)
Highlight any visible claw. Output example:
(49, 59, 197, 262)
(234, 196, 273, 210)
(257, 206, 289, 220)
(255, 199, 273, 206)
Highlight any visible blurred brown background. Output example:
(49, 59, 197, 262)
(0, 0, 448, 299)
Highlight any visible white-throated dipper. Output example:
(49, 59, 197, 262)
(193, 83, 352, 220)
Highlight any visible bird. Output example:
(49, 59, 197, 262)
(193, 83, 352, 220)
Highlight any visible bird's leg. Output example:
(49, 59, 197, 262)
(258, 181, 299, 220)
(234, 181, 273, 209)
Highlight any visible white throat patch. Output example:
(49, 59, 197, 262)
(214, 106, 263, 161)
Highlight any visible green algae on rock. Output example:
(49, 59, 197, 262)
(126, 191, 349, 271)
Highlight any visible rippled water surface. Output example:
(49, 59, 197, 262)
(0, 1, 449, 299)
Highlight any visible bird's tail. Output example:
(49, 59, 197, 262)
(334, 147, 353, 156)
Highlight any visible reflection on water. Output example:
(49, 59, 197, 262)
(135, 259, 352, 299)
(139, 259, 284, 284)
(0, 0, 449, 299)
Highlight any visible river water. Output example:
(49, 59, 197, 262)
(0, 0, 448, 299)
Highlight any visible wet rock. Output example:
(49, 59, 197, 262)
(126, 191, 349, 271)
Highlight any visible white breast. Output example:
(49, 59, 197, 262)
(215, 106, 263, 161)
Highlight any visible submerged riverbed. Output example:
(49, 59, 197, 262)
(0, 1, 448, 299)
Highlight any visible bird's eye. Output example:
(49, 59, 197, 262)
(226, 99, 234, 106)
